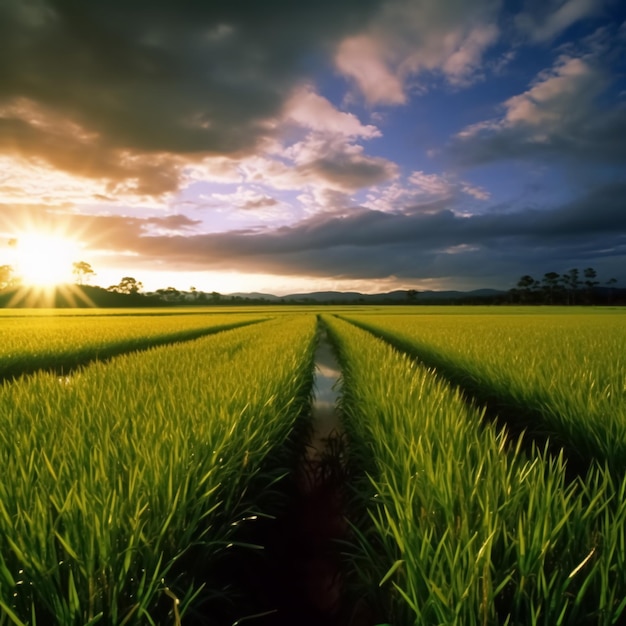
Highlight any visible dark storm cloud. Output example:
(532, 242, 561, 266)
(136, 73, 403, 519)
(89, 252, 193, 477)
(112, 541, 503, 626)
(0, 0, 382, 186)
(26, 180, 617, 286)
(3, 182, 624, 289)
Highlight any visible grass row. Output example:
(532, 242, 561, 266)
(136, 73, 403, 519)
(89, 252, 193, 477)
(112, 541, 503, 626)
(0, 314, 317, 625)
(341, 312, 626, 473)
(0, 313, 268, 381)
(323, 314, 626, 625)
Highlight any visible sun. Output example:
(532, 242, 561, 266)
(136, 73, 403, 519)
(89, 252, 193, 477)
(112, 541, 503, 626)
(12, 231, 82, 288)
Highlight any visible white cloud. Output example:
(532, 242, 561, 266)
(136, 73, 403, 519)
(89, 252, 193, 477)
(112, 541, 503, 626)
(449, 44, 626, 168)
(297, 188, 354, 214)
(335, 35, 407, 105)
(441, 24, 499, 86)
(334, 0, 500, 104)
(364, 170, 489, 213)
(516, 0, 604, 42)
(408, 171, 454, 197)
(461, 182, 491, 200)
(503, 56, 603, 130)
(284, 84, 382, 137)
(0, 156, 171, 208)
(183, 158, 243, 184)
(455, 54, 608, 145)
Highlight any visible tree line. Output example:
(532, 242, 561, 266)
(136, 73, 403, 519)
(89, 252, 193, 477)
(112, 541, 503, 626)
(2, 260, 623, 307)
(509, 268, 619, 305)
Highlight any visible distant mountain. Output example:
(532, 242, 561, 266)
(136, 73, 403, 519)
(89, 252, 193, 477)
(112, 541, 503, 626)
(281, 291, 371, 302)
(227, 292, 281, 301)
(414, 289, 504, 301)
(225, 288, 506, 303)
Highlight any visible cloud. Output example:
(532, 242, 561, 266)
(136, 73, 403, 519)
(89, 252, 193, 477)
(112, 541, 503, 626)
(1, 1, 623, 293)
(335, 35, 407, 105)
(183, 158, 243, 185)
(6, 179, 618, 287)
(235, 134, 399, 198)
(297, 188, 355, 213)
(516, 0, 606, 42)
(0, 0, 384, 190)
(461, 184, 490, 201)
(203, 186, 288, 221)
(142, 214, 202, 236)
(363, 170, 490, 213)
(334, 0, 500, 104)
(0, 156, 113, 205)
(0, 99, 187, 196)
(450, 53, 626, 165)
(164, 182, 624, 284)
(292, 138, 399, 191)
(408, 171, 455, 197)
(284, 85, 381, 138)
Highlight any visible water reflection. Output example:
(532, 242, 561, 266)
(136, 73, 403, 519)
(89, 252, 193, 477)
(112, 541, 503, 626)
(296, 327, 347, 621)
(308, 330, 342, 464)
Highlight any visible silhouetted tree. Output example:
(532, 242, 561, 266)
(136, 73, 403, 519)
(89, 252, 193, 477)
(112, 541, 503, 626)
(583, 267, 599, 303)
(516, 275, 538, 303)
(513, 267, 622, 306)
(0, 264, 14, 290)
(72, 261, 95, 285)
(108, 276, 143, 295)
(210, 291, 221, 303)
(156, 287, 181, 301)
(561, 268, 580, 305)
(541, 272, 561, 304)
(583, 267, 598, 288)
(407, 289, 419, 302)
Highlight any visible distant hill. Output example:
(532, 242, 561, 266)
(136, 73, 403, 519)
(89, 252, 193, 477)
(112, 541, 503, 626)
(226, 288, 506, 303)
(1, 285, 508, 308)
(228, 292, 281, 301)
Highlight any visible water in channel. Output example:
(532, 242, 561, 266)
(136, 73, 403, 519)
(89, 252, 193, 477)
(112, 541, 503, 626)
(208, 328, 352, 626)
(288, 327, 349, 624)
(306, 328, 343, 468)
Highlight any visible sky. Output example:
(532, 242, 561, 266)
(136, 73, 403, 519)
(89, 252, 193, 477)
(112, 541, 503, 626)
(0, 0, 625, 295)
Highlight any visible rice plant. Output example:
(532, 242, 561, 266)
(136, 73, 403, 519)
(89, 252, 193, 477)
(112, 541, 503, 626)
(0, 315, 316, 625)
(0, 313, 267, 381)
(323, 314, 626, 626)
(341, 312, 626, 472)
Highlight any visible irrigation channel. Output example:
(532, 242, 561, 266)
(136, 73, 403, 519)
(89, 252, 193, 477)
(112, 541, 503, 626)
(206, 327, 362, 626)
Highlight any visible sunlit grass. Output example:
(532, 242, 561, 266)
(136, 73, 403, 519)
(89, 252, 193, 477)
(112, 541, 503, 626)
(0, 313, 268, 380)
(324, 314, 626, 625)
(342, 311, 626, 472)
(0, 315, 317, 624)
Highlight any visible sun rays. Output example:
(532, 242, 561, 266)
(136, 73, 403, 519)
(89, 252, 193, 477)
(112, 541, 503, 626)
(1, 222, 96, 307)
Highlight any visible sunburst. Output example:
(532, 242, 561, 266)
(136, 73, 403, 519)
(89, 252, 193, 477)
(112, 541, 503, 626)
(11, 231, 81, 288)
(2, 224, 95, 307)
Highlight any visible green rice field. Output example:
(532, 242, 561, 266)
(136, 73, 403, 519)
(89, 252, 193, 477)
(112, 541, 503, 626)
(0, 306, 625, 625)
